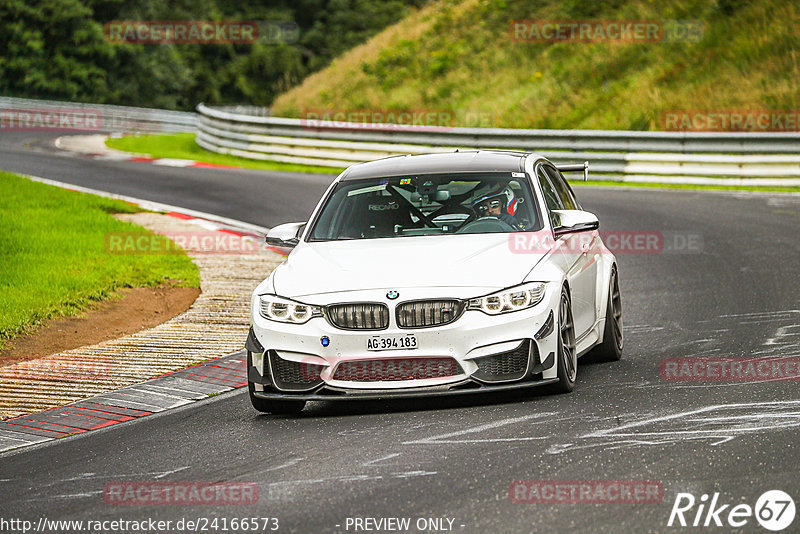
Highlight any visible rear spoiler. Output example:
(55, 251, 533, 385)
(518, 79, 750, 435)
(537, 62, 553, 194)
(556, 161, 589, 182)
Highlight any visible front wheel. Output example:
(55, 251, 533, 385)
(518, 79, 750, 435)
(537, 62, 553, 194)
(550, 287, 577, 393)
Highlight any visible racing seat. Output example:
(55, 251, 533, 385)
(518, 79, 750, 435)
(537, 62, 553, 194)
(343, 193, 414, 239)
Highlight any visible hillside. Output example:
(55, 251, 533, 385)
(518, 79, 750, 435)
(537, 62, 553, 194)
(271, 0, 800, 130)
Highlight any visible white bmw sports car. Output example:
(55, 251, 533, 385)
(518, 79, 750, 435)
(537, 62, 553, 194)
(246, 151, 622, 413)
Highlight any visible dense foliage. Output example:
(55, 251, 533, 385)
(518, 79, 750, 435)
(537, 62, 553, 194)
(0, 0, 425, 109)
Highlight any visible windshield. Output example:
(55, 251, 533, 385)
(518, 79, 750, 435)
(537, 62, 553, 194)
(309, 172, 542, 241)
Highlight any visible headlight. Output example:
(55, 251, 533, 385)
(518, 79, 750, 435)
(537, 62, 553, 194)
(467, 283, 546, 315)
(259, 294, 322, 324)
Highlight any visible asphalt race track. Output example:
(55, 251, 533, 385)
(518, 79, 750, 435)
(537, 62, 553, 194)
(0, 131, 335, 228)
(2, 133, 799, 533)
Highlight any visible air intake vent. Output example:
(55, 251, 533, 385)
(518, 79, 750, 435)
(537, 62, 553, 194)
(471, 341, 533, 383)
(269, 351, 324, 391)
(332, 357, 462, 382)
(396, 300, 464, 328)
(326, 303, 389, 330)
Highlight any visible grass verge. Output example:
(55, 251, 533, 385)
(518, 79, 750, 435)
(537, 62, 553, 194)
(0, 172, 200, 351)
(106, 133, 342, 175)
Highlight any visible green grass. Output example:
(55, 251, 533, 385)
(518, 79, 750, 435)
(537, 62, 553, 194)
(272, 0, 799, 131)
(0, 172, 200, 351)
(106, 133, 342, 175)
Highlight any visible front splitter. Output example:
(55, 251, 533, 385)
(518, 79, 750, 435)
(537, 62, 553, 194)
(253, 377, 558, 401)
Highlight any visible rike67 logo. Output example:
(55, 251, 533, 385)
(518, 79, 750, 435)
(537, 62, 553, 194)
(668, 490, 795, 531)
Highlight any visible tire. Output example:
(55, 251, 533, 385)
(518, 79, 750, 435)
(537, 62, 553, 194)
(587, 266, 623, 362)
(247, 351, 306, 414)
(550, 287, 577, 393)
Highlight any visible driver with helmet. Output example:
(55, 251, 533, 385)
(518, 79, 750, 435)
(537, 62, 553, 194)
(471, 184, 524, 230)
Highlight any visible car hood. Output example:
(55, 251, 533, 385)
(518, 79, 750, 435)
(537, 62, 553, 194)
(272, 234, 546, 298)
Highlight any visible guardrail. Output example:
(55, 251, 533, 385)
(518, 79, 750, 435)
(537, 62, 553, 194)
(5, 97, 798, 184)
(196, 103, 800, 185)
(0, 96, 196, 133)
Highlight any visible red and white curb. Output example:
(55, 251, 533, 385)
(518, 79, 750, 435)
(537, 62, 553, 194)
(0, 176, 277, 454)
(26, 174, 288, 256)
(23, 174, 269, 237)
(0, 351, 247, 454)
(119, 156, 240, 170)
(54, 134, 244, 170)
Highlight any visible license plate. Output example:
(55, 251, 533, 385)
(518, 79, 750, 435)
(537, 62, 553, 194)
(367, 334, 418, 351)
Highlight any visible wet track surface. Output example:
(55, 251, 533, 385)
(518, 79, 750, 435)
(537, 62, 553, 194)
(0, 131, 334, 228)
(2, 133, 799, 532)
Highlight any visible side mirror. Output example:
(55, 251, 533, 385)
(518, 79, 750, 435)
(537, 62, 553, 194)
(265, 222, 306, 248)
(551, 210, 599, 237)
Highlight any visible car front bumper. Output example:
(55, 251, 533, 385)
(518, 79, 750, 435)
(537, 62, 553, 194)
(248, 284, 561, 399)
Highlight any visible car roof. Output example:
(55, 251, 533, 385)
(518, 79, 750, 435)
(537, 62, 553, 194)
(339, 150, 544, 181)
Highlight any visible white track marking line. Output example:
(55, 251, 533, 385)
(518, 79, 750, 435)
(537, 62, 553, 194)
(402, 413, 554, 445)
(22, 174, 269, 235)
(33, 467, 192, 490)
(265, 458, 303, 471)
(391, 470, 437, 478)
(51, 490, 105, 499)
(718, 310, 800, 318)
(152, 466, 191, 479)
(586, 400, 800, 438)
(152, 159, 195, 167)
(362, 453, 401, 466)
(267, 470, 436, 489)
(545, 401, 800, 454)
